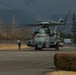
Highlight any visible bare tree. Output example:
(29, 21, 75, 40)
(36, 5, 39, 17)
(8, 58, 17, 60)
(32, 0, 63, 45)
(0, 21, 6, 39)
(9, 17, 18, 40)
(20, 27, 32, 40)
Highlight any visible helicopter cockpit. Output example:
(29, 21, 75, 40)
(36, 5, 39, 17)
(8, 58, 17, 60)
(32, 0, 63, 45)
(39, 28, 46, 33)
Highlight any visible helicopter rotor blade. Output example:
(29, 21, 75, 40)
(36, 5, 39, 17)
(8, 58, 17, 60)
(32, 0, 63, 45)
(64, 9, 71, 22)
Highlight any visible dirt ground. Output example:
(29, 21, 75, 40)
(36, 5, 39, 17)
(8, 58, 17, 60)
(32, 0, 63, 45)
(46, 71, 76, 75)
(0, 44, 29, 50)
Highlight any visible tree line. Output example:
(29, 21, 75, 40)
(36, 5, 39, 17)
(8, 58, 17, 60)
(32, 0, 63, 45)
(0, 18, 32, 40)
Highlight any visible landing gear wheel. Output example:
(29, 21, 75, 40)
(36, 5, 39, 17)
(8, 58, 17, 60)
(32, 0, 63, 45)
(35, 47, 37, 51)
(35, 44, 38, 51)
(55, 43, 59, 50)
(38, 48, 43, 51)
(55, 46, 59, 50)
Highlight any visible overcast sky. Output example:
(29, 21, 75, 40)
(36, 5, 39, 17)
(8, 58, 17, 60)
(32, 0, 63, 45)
(48, 0, 76, 14)
(0, 0, 76, 19)
(1, 0, 76, 13)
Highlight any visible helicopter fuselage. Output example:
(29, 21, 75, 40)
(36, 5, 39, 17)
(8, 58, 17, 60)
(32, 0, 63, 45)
(34, 33, 50, 49)
(27, 27, 64, 50)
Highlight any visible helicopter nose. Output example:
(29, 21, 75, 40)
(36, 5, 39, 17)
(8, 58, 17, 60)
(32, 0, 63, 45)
(35, 41, 43, 48)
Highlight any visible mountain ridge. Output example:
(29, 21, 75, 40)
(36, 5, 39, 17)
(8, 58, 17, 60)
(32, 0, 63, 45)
(0, 0, 73, 33)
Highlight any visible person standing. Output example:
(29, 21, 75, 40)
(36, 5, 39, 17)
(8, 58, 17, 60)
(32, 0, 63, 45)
(17, 40, 21, 50)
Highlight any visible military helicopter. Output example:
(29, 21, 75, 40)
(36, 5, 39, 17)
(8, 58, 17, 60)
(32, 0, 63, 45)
(27, 10, 71, 50)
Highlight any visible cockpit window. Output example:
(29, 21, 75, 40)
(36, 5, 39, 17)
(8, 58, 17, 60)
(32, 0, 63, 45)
(36, 35, 45, 38)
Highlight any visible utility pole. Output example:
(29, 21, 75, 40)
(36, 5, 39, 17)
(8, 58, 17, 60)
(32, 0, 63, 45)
(72, 13, 76, 43)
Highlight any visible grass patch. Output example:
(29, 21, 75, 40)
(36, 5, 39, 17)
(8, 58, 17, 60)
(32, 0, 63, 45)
(0, 44, 29, 50)
(46, 71, 76, 75)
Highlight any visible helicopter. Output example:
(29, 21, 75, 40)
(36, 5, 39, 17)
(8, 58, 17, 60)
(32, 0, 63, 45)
(27, 18, 65, 50)
(27, 10, 71, 50)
